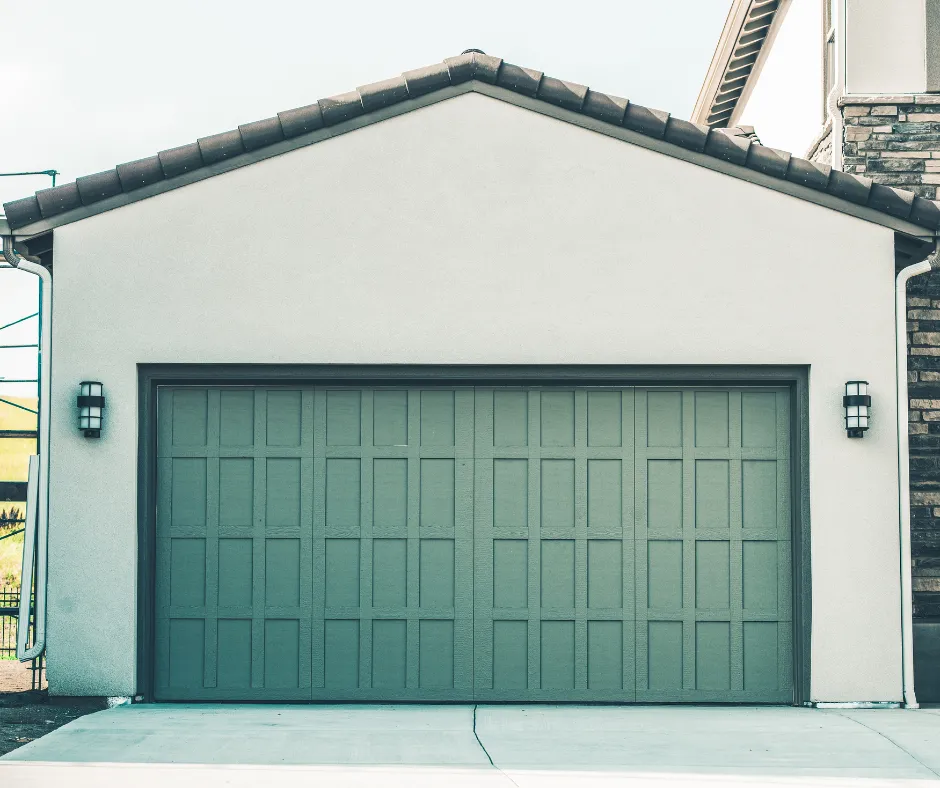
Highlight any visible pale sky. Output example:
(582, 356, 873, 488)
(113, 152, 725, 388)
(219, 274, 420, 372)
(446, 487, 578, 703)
(0, 0, 739, 398)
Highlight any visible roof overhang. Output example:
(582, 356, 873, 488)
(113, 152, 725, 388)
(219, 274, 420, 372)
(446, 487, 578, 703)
(692, 0, 791, 129)
(3, 50, 938, 243)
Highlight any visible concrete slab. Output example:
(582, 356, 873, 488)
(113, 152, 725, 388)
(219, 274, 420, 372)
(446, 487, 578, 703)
(835, 708, 940, 775)
(476, 706, 940, 786)
(3, 704, 940, 787)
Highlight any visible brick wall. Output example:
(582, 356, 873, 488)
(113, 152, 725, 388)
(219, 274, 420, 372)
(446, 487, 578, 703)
(906, 278, 940, 618)
(808, 122, 833, 165)
(838, 96, 940, 620)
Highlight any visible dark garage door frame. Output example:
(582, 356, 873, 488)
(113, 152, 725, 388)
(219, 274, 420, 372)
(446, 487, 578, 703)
(136, 364, 811, 704)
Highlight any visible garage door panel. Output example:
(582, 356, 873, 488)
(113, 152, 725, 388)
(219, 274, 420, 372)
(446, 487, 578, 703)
(311, 387, 473, 700)
(156, 382, 792, 703)
(473, 387, 636, 701)
(635, 387, 792, 703)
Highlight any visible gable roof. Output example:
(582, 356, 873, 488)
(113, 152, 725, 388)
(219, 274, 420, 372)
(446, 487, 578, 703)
(3, 49, 940, 238)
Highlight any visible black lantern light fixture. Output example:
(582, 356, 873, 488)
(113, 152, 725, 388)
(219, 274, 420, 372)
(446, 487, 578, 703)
(843, 380, 871, 438)
(77, 381, 105, 438)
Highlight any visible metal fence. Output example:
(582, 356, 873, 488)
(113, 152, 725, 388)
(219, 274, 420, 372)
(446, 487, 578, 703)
(0, 586, 45, 690)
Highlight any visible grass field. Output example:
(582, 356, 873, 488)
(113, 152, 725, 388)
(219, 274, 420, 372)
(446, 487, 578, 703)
(0, 529, 23, 660)
(0, 530, 23, 590)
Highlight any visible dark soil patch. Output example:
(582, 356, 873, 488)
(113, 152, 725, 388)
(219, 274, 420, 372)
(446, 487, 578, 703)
(0, 690, 101, 757)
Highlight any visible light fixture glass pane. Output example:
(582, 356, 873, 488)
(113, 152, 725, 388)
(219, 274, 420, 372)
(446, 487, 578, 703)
(847, 406, 859, 417)
(846, 383, 858, 396)
(89, 407, 101, 418)
(79, 417, 90, 429)
(90, 383, 102, 396)
(859, 416, 869, 427)
(858, 382, 868, 396)
(847, 417, 859, 428)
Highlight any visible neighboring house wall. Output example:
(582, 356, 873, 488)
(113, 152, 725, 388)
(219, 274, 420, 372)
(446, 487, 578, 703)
(701, 0, 940, 700)
(736, 0, 823, 156)
(845, 0, 927, 95)
(908, 274, 940, 622)
(841, 97, 940, 201)
(808, 123, 834, 165)
(45, 92, 903, 702)
(839, 97, 940, 634)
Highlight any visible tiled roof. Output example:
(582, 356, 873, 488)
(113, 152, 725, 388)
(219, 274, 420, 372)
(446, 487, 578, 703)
(4, 50, 940, 233)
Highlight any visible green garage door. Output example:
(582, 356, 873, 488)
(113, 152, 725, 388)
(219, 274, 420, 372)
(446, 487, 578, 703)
(154, 384, 791, 702)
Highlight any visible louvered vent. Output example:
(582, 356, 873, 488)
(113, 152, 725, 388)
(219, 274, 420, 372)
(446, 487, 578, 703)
(706, 0, 779, 128)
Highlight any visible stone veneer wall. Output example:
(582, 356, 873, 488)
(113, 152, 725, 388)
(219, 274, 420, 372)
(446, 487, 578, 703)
(837, 96, 940, 621)
(808, 121, 833, 165)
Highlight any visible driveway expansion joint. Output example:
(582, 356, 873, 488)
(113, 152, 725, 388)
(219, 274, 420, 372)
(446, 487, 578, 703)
(472, 704, 519, 787)
(834, 709, 940, 779)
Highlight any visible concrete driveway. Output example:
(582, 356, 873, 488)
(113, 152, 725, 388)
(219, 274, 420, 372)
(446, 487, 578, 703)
(2, 704, 940, 787)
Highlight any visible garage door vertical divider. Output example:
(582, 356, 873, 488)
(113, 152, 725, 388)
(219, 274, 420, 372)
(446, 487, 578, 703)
(203, 388, 220, 691)
(250, 390, 267, 694)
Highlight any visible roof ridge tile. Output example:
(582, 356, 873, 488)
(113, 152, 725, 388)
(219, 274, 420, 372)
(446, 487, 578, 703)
(239, 116, 285, 151)
(158, 142, 204, 180)
(116, 156, 165, 192)
(358, 75, 410, 112)
(623, 103, 670, 139)
(745, 145, 790, 178)
(664, 117, 710, 153)
(496, 62, 543, 98)
(277, 103, 323, 138)
(198, 129, 245, 166)
(581, 90, 628, 125)
(318, 91, 364, 127)
(704, 128, 751, 165)
(403, 63, 452, 97)
(537, 76, 588, 112)
(76, 169, 123, 205)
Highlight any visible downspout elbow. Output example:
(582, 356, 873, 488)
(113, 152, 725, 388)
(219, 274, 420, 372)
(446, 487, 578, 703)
(2, 234, 41, 266)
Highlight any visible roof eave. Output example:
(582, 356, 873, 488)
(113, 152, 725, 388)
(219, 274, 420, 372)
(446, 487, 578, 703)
(692, 0, 791, 129)
(9, 80, 936, 242)
(6, 82, 474, 238)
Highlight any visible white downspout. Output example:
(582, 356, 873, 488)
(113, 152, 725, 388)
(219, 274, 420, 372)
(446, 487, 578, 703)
(897, 250, 938, 709)
(1, 234, 51, 662)
(828, 0, 846, 171)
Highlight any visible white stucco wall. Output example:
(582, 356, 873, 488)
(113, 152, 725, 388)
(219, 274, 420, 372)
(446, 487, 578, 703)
(46, 91, 901, 702)
(846, 0, 927, 94)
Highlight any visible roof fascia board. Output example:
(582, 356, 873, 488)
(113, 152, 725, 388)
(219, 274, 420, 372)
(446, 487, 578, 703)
(693, 0, 752, 124)
(727, 0, 792, 127)
(692, 0, 791, 128)
(9, 80, 934, 240)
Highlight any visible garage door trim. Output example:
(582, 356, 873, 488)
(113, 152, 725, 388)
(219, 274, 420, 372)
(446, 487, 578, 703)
(136, 364, 810, 704)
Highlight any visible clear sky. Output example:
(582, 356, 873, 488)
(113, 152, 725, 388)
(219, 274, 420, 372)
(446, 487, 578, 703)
(0, 0, 733, 397)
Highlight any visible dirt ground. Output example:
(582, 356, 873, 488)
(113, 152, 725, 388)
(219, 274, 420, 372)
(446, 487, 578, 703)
(0, 660, 100, 757)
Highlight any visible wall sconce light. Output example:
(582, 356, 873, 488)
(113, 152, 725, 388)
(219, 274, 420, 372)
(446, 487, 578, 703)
(844, 381, 871, 438)
(77, 381, 105, 438)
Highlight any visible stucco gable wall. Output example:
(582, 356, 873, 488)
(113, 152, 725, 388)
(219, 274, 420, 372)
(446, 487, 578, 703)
(48, 91, 899, 701)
